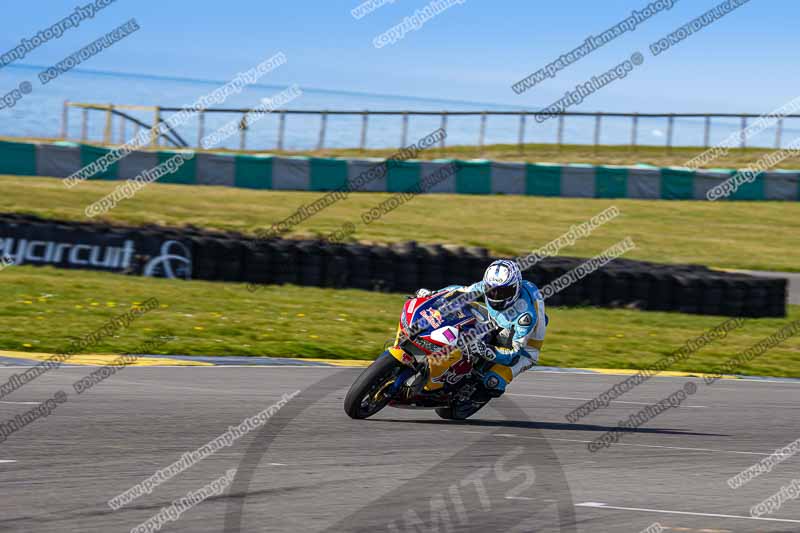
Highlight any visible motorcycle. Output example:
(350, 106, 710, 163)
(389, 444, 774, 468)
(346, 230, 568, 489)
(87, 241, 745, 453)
(344, 289, 506, 421)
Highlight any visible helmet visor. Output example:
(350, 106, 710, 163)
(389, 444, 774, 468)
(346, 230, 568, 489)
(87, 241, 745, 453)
(486, 285, 516, 304)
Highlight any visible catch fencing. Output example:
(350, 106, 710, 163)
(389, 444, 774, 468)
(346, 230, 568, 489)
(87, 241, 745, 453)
(60, 101, 800, 153)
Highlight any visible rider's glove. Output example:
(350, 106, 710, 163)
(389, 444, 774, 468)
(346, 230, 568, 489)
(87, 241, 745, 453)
(414, 288, 432, 298)
(464, 338, 494, 362)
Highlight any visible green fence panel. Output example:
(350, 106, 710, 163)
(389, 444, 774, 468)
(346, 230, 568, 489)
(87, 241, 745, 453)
(455, 160, 492, 194)
(156, 152, 197, 184)
(525, 164, 562, 196)
(310, 158, 348, 191)
(0, 140, 37, 176)
(386, 160, 420, 192)
(728, 171, 765, 201)
(595, 166, 628, 198)
(80, 144, 118, 181)
(234, 155, 273, 189)
(660, 168, 695, 200)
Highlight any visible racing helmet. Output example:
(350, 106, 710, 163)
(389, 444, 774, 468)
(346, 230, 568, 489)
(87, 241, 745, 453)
(482, 259, 522, 311)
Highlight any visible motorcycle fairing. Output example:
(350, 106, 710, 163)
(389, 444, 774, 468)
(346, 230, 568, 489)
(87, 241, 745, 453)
(390, 292, 478, 392)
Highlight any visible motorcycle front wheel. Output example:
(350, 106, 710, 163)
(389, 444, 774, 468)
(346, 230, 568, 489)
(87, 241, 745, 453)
(344, 351, 405, 419)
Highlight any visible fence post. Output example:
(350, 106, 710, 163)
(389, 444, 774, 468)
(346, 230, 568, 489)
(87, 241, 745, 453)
(479, 112, 487, 153)
(557, 114, 564, 151)
(703, 115, 711, 148)
(359, 112, 368, 152)
(61, 101, 69, 139)
(239, 113, 249, 151)
(119, 115, 125, 144)
(440, 113, 447, 150)
(81, 108, 89, 141)
(666, 114, 674, 153)
(776, 117, 784, 149)
(631, 113, 639, 151)
(317, 111, 328, 150)
(401, 112, 409, 148)
(151, 107, 161, 148)
(277, 111, 286, 151)
(518, 113, 526, 154)
(103, 104, 114, 144)
(593, 113, 601, 153)
(198, 111, 205, 148)
(740, 116, 747, 149)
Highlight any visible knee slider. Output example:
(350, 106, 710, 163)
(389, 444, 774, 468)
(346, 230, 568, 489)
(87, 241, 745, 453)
(484, 371, 507, 392)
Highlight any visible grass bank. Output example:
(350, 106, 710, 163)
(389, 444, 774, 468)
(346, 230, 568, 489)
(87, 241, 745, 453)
(2, 175, 798, 272)
(1, 266, 798, 377)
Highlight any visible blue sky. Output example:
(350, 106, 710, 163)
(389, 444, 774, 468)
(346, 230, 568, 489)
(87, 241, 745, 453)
(0, 0, 794, 112)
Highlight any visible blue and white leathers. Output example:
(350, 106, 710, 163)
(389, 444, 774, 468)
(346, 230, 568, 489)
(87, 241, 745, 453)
(438, 279, 547, 392)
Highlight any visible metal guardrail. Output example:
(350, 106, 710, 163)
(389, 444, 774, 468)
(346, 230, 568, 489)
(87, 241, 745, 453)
(62, 101, 800, 153)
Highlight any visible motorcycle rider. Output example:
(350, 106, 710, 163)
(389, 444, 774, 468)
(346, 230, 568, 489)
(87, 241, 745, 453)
(415, 259, 547, 398)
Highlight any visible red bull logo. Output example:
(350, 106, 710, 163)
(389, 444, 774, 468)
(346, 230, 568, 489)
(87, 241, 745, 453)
(420, 308, 443, 328)
(431, 358, 472, 385)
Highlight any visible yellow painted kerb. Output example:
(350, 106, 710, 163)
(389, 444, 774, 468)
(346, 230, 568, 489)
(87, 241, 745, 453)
(578, 367, 738, 379)
(298, 358, 371, 367)
(0, 350, 213, 367)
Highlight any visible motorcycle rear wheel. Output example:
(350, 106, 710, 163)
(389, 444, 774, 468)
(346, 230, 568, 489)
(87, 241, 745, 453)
(344, 352, 404, 419)
(435, 401, 488, 421)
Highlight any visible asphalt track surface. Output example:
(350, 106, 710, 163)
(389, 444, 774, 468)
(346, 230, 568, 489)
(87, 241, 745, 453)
(1, 366, 800, 532)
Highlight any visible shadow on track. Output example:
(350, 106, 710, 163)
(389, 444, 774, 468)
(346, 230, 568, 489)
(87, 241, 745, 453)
(370, 417, 728, 437)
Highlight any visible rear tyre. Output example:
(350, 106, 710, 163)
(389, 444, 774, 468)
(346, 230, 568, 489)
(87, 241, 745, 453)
(435, 401, 488, 421)
(344, 352, 404, 419)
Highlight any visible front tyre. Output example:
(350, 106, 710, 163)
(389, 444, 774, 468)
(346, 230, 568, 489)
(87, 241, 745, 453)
(344, 352, 404, 419)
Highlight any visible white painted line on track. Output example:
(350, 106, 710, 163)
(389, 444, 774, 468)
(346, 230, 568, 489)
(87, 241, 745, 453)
(491, 433, 770, 456)
(576, 502, 800, 524)
(507, 393, 707, 408)
(0, 401, 41, 405)
(0, 460, 17, 463)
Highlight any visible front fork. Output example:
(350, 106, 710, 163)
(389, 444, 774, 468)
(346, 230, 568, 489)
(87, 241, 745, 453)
(385, 346, 423, 397)
(389, 367, 416, 395)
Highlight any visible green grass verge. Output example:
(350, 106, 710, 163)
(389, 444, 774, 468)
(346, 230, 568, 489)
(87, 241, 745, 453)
(2, 175, 798, 272)
(2, 266, 799, 378)
(6, 136, 800, 169)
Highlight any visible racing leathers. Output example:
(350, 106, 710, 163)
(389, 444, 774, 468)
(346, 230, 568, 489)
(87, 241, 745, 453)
(431, 279, 547, 395)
